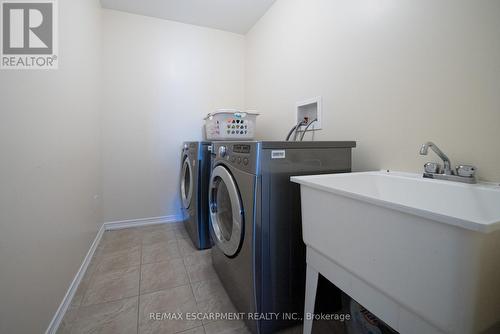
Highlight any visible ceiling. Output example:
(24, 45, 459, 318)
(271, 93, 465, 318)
(100, 0, 276, 34)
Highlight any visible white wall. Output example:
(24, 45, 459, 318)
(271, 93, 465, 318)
(1, 2, 499, 330)
(0, 0, 102, 333)
(101, 10, 245, 222)
(246, 0, 500, 181)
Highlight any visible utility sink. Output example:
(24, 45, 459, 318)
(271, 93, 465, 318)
(292, 171, 500, 334)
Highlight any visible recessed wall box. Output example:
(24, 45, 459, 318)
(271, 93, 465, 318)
(296, 97, 322, 131)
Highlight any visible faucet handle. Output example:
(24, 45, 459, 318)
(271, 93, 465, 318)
(424, 162, 441, 174)
(456, 165, 476, 178)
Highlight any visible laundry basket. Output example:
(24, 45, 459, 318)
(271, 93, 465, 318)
(204, 110, 259, 141)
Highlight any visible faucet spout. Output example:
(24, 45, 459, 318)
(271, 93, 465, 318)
(420, 142, 453, 175)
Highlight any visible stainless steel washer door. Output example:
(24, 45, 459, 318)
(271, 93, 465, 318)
(181, 156, 194, 209)
(209, 165, 244, 257)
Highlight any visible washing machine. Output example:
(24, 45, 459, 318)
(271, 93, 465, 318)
(209, 141, 356, 334)
(180, 141, 212, 250)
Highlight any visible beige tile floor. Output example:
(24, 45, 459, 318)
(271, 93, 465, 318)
(58, 224, 345, 334)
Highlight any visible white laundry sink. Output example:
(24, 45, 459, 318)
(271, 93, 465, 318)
(291, 171, 500, 334)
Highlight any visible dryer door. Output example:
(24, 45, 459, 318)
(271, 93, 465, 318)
(180, 155, 194, 209)
(209, 165, 244, 257)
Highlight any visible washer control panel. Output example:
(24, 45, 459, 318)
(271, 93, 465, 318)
(213, 143, 257, 173)
(231, 144, 251, 166)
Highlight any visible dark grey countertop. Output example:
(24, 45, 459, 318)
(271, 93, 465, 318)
(260, 141, 356, 149)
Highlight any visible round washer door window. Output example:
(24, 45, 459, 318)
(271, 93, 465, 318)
(209, 165, 244, 257)
(180, 156, 193, 209)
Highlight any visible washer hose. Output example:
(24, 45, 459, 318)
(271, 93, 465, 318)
(285, 125, 297, 141)
(292, 120, 308, 141)
(285, 120, 306, 141)
(300, 118, 318, 141)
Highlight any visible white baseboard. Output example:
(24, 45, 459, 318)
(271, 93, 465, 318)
(103, 214, 185, 231)
(45, 224, 105, 334)
(45, 214, 185, 334)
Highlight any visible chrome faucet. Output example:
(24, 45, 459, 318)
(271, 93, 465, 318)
(419, 142, 453, 175)
(419, 141, 477, 184)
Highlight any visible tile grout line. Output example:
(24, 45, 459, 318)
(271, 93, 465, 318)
(63, 231, 112, 331)
(173, 325, 206, 334)
(70, 235, 107, 325)
(80, 231, 142, 310)
(139, 228, 190, 297)
(140, 282, 194, 298)
(75, 292, 142, 309)
(180, 237, 206, 332)
(137, 230, 144, 334)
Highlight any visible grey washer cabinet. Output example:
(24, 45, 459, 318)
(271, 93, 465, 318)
(209, 141, 356, 334)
